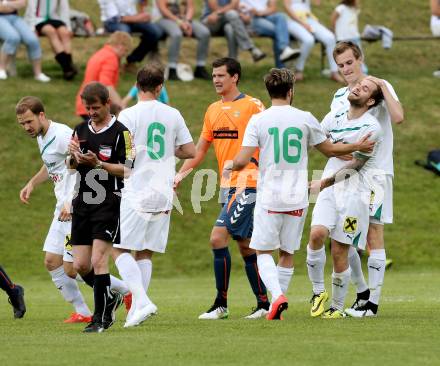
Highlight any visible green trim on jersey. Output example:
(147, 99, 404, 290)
(335, 110, 348, 118)
(353, 232, 362, 247)
(373, 204, 383, 221)
(40, 136, 56, 156)
(329, 124, 370, 134)
(354, 152, 370, 160)
(333, 88, 349, 98)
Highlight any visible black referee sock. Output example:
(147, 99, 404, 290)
(0, 265, 15, 296)
(93, 274, 111, 323)
(81, 270, 95, 288)
(243, 254, 269, 306)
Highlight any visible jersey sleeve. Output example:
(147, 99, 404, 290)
(382, 79, 399, 102)
(115, 128, 135, 167)
(250, 97, 265, 114)
(307, 113, 327, 146)
(320, 111, 334, 135)
(330, 87, 348, 111)
(117, 110, 135, 135)
(175, 112, 193, 146)
(57, 125, 74, 155)
(355, 121, 382, 158)
(335, 4, 344, 14)
(200, 108, 213, 142)
(242, 116, 259, 147)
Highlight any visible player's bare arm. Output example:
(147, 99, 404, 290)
(19, 165, 49, 204)
(222, 146, 257, 179)
(315, 133, 375, 158)
(58, 201, 72, 222)
(175, 137, 211, 189)
(319, 155, 369, 190)
(67, 133, 82, 168)
(175, 142, 196, 160)
(366, 76, 404, 124)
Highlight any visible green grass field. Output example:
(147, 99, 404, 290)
(1, 272, 440, 366)
(0, 0, 439, 364)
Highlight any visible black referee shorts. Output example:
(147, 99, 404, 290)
(71, 195, 121, 246)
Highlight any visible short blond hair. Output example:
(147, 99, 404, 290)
(107, 31, 133, 49)
(16, 96, 45, 115)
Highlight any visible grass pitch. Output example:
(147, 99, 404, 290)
(1, 271, 439, 366)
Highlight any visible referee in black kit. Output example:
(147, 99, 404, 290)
(68, 82, 134, 333)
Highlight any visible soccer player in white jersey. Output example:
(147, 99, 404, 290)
(224, 68, 376, 320)
(113, 64, 196, 327)
(16, 96, 92, 323)
(307, 78, 384, 318)
(330, 41, 404, 317)
(16, 96, 131, 323)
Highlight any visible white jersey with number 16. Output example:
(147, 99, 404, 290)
(242, 105, 326, 211)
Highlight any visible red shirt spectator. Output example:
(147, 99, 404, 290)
(75, 31, 132, 118)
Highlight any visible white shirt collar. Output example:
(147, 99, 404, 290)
(87, 115, 116, 134)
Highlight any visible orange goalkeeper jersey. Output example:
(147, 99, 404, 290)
(201, 93, 264, 189)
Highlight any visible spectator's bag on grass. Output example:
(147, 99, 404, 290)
(415, 149, 440, 176)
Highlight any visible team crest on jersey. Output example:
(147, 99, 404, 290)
(98, 145, 112, 161)
(233, 110, 240, 118)
(343, 217, 357, 233)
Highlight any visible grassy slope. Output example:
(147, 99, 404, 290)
(0, 0, 439, 280)
(1, 272, 440, 366)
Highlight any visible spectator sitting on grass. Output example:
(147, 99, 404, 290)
(0, 0, 50, 82)
(239, 0, 300, 68)
(153, 0, 212, 80)
(25, 0, 77, 80)
(284, 0, 343, 82)
(201, 0, 266, 62)
(98, 0, 163, 73)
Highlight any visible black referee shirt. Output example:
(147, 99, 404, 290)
(72, 117, 133, 211)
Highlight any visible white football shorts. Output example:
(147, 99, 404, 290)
(311, 187, 370, 250)
(43, 215, 74, 262)
(250, 204, 308, 254)
(369, 174, 393, 225)
(115, 199, 171, 253)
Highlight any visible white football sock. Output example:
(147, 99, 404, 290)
(137, 259, 152, 292)
(115, 253, 151, 309)
(110, 274, 129, 295)
(257, 254, 283, 300)
(277, 266, 294, 294)
(368, 249, 386, 305)
(331, 268, 351, 311)
(307, 245, 326, 295)
(49, 266, 92, 316)
(348, 246, 368, 293)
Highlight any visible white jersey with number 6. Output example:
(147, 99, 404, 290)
(242, 105, 327, 211)
(118, 100, 193, 212)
